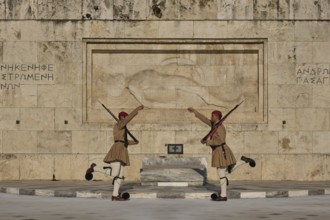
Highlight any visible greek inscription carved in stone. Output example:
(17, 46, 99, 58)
(0, 64, 55, 89)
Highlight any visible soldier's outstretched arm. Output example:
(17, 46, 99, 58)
(118, 105, 144, 129)
(187, 107, 211, 126)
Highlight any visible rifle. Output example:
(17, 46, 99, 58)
(98, 100, 138, 143)
(201, 100, 244, 142)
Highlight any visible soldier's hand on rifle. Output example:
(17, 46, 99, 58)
(187, 107, 195, 113)
(137, 105, 144, 111)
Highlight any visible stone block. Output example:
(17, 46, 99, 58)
(253, 0, 294, 20)
(72, 84, 83, 108)
(54, 21, 83, 41)
(140, 157, 207, 186)
(141, 168, 205, 185)
(268, 42, 295, 64)
(174, 131, 213, 154)
(72, 131, 107, 153)
(294, 0, 328, 20)
(54, 154, 89, 180)
(0, 21, 20, 41)
(37, 131, 72, 153)
(218, 0, 253, 20)
(55, 108, 83, 131)
(268, 108, 295, 131)
(313, 42, 330, 63)
(227, 21, 257, 38)
(244, 131, 278, 154)
(0, 154, 20, 180)
(82, 0, 114, 20)
(55, 63, 82, 85)
(178, 0, 218, 20)
(0, 42, 3, 61)
(20, 21, 55, 41)
(295, 108, 329, 131)
(142, 157, 207, 169)
(19, 154, 54, 180)
(158, 21, 194, 38)
(139, 131, 175, 154)
(0, 108, 20, 130)
(313, 132, 330, 154)
(125, 21, 159, 38)
(37, 0, 81, 20)
(313, 86, 330, 108)
(3, 42, 38, 63)
(227, 130, 245, 154)
(277, 85, 312, 108)
(5, 0, 38, 19)
(261, 154, 328, 180)
(147, 0, 179, 20)
(38, 85, 72, 108)
(20, 108, 55, 130)
(293, 42, 314, 64)
(278, 131, 313, 154)
(3, 131, 37, 153)
(268, 63, 296, 85)
(0, 0, 4, 19)
(295, 21, 330, 42)
(114, 0, 147, 20)
(37, 42, 72, 63)
(256, 21, 295, 42)
(1, 85, 37, 107)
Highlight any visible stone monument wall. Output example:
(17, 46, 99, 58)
(0, 0, 329, 181)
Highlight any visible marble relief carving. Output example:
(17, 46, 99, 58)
(84, 40, 266, 123)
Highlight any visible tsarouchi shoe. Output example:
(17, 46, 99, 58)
(241, 156, 256, 167)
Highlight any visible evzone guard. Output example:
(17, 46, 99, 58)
(188, 104, 256, 201)
(85, 104, 144, 201)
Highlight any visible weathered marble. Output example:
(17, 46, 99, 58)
(54, 154, 89, 180)
(114, 0, 147, 20)
(19, 154, 54, 180)
(72, 131, 107, 153)
(82, 0, 114, 20)
(313, 86, 330, 108)
(20, 108, 55, 131)
(296, 108, 329, 131)
(0, 0, 5, 20)
(37, 0, 81, 20)
(0, 108, 20, 130)
(218, 0, 253, 20)
(244, 131, 279, 154)
(313, 131, 330, 154)
(0, 154, 20, 180)
(3, 131, 37, 153)
(0, 1, 329, 182)
(3, 42, 38, 63)
(1, 85, 37, 107)
(140, 157, 207, 186)
(294, 0, 329, 20)
(38, 85, 72, 108)
(5, 0, 38, 19)
(37, 131, 72, 153)
(278, 131, 313, 154)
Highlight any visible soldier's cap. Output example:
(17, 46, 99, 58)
(212, 110, 222, 117)
(118, 111, 128, 118)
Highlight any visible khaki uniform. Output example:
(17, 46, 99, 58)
(194, 111, 236, 168)
(103, 108, 139, 166)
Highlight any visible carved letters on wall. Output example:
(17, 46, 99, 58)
(83, 39, 267, 123)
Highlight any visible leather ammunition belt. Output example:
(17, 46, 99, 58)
(210, 142, 227, 160)
(115, 140, 126, 143)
